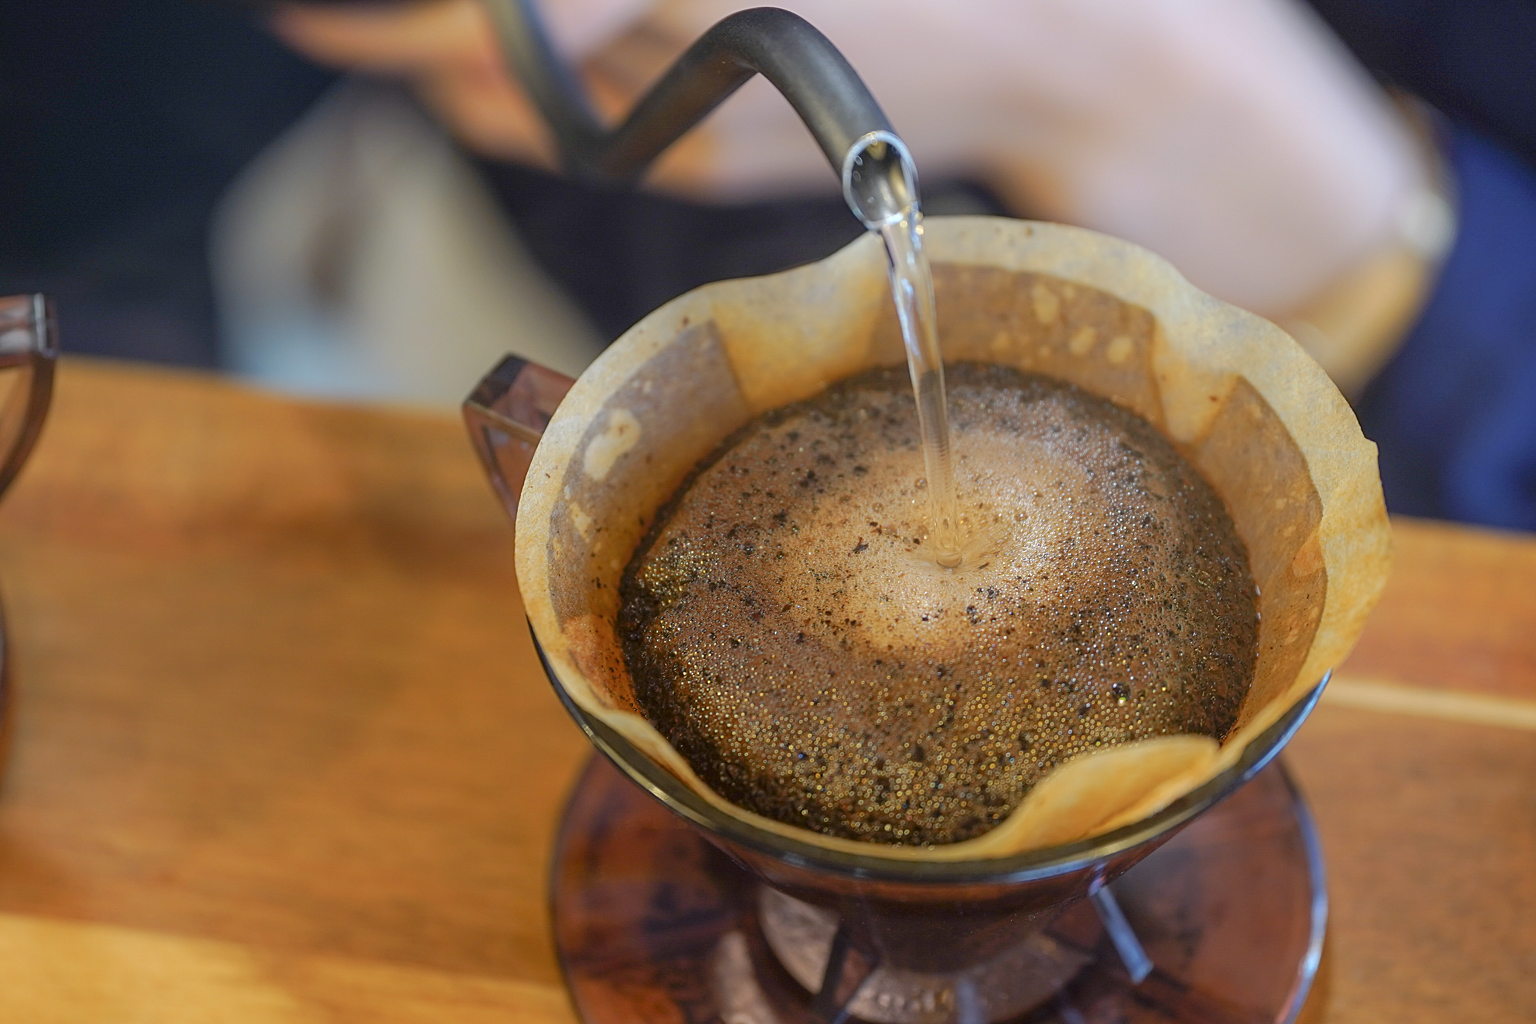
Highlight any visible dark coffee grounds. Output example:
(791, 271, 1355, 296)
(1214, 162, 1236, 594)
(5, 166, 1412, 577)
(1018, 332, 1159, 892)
(618, 364, 1257, 845)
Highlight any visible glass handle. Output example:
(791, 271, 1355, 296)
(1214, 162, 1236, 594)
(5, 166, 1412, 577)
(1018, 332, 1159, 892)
(0, 295, 57, 501)
(462, 355, 575, 524)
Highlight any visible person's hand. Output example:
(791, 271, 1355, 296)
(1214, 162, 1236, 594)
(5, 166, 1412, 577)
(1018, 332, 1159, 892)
(272, 0, 653, 168)
(275, 0, 1429, 322)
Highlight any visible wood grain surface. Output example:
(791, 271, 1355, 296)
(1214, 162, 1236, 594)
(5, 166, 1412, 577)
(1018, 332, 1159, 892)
(0, 358, 1529, 1022)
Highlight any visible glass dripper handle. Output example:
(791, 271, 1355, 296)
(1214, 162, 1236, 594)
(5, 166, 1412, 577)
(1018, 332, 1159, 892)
(462, 356, 574, 523)
(0, 295, 57, 501)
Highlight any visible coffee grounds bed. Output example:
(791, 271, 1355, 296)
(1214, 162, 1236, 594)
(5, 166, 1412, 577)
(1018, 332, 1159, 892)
(550, 755, 1325, 1024)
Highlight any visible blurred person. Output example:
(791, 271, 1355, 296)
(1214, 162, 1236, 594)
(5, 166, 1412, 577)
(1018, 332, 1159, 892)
(271, 0, 1536, 530)
(5, 0, 1532, 528)
(270, 0, 1536, 534)
(274, 0, 1433, 352)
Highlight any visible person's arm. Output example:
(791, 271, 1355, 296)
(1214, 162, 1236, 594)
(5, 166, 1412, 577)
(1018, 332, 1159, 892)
(273, 0, 1430, 327)
(271, 0, 653, 166)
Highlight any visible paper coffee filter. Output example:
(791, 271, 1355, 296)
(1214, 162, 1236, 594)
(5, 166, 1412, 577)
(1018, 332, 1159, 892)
(516, 216, 1391, 861)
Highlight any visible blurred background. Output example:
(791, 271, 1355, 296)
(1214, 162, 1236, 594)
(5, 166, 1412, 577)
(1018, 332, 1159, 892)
(1, 0, 1533, 528)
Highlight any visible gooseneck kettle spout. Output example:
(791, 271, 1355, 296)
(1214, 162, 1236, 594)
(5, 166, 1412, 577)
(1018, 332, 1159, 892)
(465, 4, 943, 537)
(480, 2, 920, 227)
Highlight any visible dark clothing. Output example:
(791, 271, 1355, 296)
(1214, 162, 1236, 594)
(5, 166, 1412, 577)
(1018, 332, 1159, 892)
(0, 1, 334, 365)
(473, 160, 1003, 342)
(1307, 0, 1536, 170)
(1304, 0, 1536, 528)
(1356, 126, 1536, 530)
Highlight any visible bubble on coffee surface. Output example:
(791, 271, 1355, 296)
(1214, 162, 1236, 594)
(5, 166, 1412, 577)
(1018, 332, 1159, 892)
(618, 364, 1258, 846)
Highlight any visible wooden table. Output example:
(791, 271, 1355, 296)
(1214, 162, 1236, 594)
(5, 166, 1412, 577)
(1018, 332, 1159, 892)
(0, 359, 1529, 1023)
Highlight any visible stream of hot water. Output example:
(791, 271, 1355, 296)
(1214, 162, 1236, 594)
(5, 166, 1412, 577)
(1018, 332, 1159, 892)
(846, 134, 963, 567)
(880, 209, 963, 567)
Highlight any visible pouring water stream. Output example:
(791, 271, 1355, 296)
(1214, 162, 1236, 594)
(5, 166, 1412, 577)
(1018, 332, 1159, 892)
(844, 133, 963, 566)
